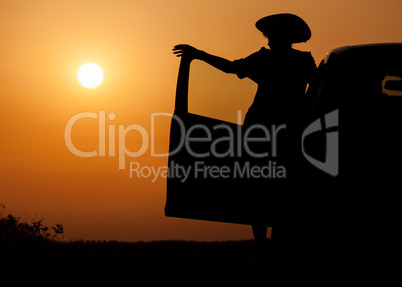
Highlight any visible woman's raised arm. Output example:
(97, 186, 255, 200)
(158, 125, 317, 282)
(173, 44, 236, 74)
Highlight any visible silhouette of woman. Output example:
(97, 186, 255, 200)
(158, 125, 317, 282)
(173, 13, 317, 262)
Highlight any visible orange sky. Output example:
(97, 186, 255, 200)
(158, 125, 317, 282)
(0, 0, 401, 242)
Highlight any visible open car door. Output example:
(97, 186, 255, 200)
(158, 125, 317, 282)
(165, 57, 274, 225)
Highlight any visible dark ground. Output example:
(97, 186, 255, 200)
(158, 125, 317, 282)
(0, 237, 336, 280)
(0, 209, 340, 280)
(2, 239, 257, 270)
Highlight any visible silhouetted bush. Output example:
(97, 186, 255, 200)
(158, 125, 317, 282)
(0, 203, 256, 271)
(0, 203, 63, 244)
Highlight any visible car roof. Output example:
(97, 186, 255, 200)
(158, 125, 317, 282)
(324, 43, 402, 64)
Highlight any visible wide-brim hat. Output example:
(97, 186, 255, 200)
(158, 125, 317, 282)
(255, 13, 311, 43)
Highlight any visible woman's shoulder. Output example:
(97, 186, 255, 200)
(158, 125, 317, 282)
(258, 47, 313, 59)
(291, 48, 313, 57)
(237, 47, 271, 63)
(290, 49, 315, 65)
(249, 47, 271, 57)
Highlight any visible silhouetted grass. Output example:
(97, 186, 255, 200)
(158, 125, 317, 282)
(0, 204, 257, 271)
(1, 203, 340, 281)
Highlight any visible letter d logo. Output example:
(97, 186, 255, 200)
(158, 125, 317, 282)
(302, 109, 339, 176)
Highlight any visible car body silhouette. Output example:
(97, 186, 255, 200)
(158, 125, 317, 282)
(165, 43, 402, 226)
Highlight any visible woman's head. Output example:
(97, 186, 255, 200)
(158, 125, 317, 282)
(256, 13, 311, 48)
(265, 33, 293, 52)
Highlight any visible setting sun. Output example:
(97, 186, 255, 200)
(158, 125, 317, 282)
(77, 63, 103, 88)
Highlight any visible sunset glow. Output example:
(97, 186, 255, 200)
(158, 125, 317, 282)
(0, 0, 401, 243)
